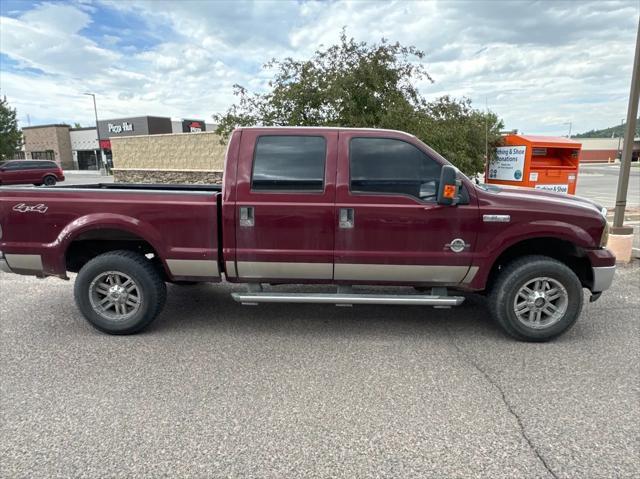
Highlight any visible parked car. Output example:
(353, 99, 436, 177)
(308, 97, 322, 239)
(0, 160, 65, 186)
(0, 127, 615, 341)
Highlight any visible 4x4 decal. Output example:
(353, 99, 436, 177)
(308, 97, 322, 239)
(12, 203, 48, 214)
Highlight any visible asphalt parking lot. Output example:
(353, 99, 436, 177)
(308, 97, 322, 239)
(1, 263, 638, 478)
(576, 163, 639, 209)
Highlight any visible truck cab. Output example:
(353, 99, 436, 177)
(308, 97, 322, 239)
(223, 128, 478, 287)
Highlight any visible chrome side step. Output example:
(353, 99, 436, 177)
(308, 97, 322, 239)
(231, 292, 464, 307)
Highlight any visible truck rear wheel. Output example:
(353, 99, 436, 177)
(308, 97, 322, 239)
(488, 255, 583, 342)
(74, 250, 167, 334)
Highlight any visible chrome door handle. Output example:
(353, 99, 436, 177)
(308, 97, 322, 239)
(239, 206, 254, 227)
(339, 208, 354, 229)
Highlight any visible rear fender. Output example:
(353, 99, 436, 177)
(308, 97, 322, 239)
(46, 213, 165, 275)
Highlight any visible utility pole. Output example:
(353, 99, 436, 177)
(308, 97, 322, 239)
(563, 121, 572, 138)
(615, 118, 624, 160)
(84, 93, 103, 172)
(613, 18, 640, 230)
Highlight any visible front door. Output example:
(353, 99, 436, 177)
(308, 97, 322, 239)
(234, 129, 337, 282)
(334, 131, 478, 286)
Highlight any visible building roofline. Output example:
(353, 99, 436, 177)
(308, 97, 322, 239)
(22, 124, 70, 130)
(98, 116, 171, 122)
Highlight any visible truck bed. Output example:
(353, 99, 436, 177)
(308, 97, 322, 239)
(0, 184, 222, 282)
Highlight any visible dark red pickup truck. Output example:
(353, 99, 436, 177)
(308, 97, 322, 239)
(0, 127, 615, 340)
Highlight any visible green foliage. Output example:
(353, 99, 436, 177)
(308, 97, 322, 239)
(0, 96, 23, 161)
(73, 122, 83, 129)
(418, 96, 503, 176)
(574, 118, 640, 138)
(214, 32, 503, 175)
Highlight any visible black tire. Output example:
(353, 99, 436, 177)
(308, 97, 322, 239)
(43, 175, 56, 186)
(74, 250, 167, 335)
(488, 255, 583, 342)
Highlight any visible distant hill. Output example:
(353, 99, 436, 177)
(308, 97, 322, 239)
(574, 118, 640, 138)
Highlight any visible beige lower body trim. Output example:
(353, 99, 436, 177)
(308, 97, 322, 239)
(5, 254, 43, 274)
(225, 261, 237, 278)
(461, 266, 479, 284)
(166, 259, 219, 277)
(236, 261, 333, 279)
(235, 261, 473, 283)
(334, 263, 470, 283)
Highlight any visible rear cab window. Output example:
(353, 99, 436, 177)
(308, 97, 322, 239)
(251, 135, 326, 192)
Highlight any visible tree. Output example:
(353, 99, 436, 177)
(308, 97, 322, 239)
(418, 96, 503, 175)
(214, 32, 503, 175)
(0, 96, 22, 161)
(73, 122, 83, 129)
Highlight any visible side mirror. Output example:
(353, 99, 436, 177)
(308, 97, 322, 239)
(437, 165, 459, 206)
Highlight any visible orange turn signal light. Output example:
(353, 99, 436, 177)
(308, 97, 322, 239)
(443, 184, 457, 199)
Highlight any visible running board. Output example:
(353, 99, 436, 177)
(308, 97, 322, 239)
(231, 292, 464, 307)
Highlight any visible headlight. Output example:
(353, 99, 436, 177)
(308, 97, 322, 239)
(600, 221, 609, 247)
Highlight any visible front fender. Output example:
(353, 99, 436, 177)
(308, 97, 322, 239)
(487, 220, 596, 255)
(468, 220, 597, 291)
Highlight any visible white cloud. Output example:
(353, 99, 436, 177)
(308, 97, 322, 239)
(0, 0, 638, 136)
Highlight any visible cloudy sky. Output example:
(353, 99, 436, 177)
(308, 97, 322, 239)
(0, 0, 638, 136)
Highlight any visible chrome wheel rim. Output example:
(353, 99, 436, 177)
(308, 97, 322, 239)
(513, 277, 568, 329)
(89, 271, 141, 321)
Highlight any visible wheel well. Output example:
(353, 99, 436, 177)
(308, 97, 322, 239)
(487, 237, 593, 291)
(65, 228, 167, 278)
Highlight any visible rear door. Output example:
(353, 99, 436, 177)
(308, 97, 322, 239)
(334, 131, 478, 285)
(30, 161, 51, 183)
(233, 129, 337, 281)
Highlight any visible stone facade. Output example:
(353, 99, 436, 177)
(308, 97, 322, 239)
(22, 124, 74, 169)
(110, 131, 227, 170)
(113, 169, 223, 184)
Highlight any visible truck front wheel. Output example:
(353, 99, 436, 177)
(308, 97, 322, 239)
(488, 255, 583, 342)
(74, 250, 167, 334)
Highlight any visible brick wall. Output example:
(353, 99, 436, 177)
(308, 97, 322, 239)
(580, 149, 619, 163)
(110, 131, 227, 170)
(23, 125, 74, 169)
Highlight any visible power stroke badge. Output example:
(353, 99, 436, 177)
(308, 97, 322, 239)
(13, 203, 48, 213)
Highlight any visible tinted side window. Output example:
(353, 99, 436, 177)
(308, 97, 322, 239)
(350, 138, 441, 201)
(34, 161, 56, 168)
(252, 136, 326, 192)
(12, 161, 34, 170)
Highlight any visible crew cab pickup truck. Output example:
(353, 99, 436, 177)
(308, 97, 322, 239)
(0, 127, 616, 341)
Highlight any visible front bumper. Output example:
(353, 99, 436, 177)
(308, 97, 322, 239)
(592, 265, 616, 293)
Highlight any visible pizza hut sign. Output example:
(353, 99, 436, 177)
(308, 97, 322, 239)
(182, 119, 206, 133)
(108, 121, 134, 134)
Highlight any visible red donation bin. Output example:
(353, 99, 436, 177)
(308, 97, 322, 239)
(486, 134, 581, 194)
